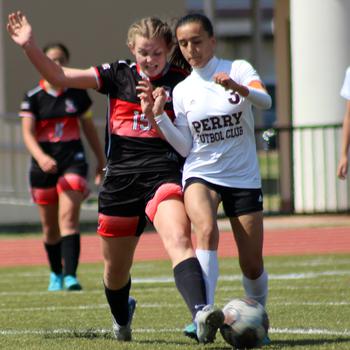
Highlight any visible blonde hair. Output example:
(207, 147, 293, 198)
(127, 17, 173, 49)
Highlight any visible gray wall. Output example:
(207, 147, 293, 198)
(0, 0, 186, 202)
(2, 0, 186, 118)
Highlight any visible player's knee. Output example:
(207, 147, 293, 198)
(195, 222, 218, 246)
(166, 231, 190, 251)
(57, 173, 89, 197)
(31, 187, 58, 205)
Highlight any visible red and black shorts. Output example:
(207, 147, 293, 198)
(29, 140, 89, 204)
(97, 171, 183, 237)
(184, 177, 263, 217)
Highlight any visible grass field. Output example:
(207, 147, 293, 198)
(1, 254, 350, 350)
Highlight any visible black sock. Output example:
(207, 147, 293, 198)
(104, 278, 131, 326)
(61, 233, 80, 277)
(173, 257, 207, 320)
(44, 241, 62, 275)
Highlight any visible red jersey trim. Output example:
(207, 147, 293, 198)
(109, 99, 160, 138)
(39, 80, 65, 97)
(93, 67, 102, 90)
(35, 116, 80, 142)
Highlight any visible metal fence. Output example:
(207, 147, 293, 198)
(256, 123, 348, 214)
(0, 115, 346, 214)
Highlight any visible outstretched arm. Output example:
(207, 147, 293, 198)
(7, 11, 97, 89)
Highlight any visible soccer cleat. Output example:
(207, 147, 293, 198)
(195, 305, 225, 344)
(262, 334, 271, 346)
(112, 296, 137, 341)
(48, 272, 63, 291)
(183, 322, 198, 342)
(63, 275, 82, 291)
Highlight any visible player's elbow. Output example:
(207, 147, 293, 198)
(261, 95, 272, 110)
(47, 74, 67, 88)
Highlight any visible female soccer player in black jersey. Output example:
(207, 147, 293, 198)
(7, 11, 224, 343)
(19, 42, 105, 291)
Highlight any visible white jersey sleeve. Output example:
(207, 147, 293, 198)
(230, 60, 260, 86)
(155, 84, 193, 157)
(230, 60, 271, 109)
(340, 67, 350, 100)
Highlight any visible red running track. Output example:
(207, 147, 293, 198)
(0, 226, 350, 267)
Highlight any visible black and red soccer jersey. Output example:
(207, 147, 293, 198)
(19, 80, 92, 143)
(94, 60, 187, 175)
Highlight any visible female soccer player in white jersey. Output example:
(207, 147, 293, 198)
(145, 13, 272, 343)
(7, 11, 224, 343)
(337, 67, 350, 179)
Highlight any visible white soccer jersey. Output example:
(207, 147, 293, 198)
(173, 56, 262, 188)
(340, 67, 350, 100)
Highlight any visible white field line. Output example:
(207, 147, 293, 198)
(0, 284, 327, 297)
(1, 300, 350, 313)
(0, 270, 349, 296)
(0, 327, 350, 337)
(2, 258, 350, 278)
(269, 328, 350, 336)
(0, 270, 350, 283)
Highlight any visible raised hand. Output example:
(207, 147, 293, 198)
(7, 11, 33, 48)
(136, 78, 154, 117)
(213, 72, 238, 91)
(152, 87, 167, 116)
(214, 72, 251, 98)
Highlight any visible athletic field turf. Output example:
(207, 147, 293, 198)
(1, 252, 350, 349)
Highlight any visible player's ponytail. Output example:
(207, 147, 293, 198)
(169, 44, 191, 72)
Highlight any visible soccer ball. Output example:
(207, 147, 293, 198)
(220, 297, 269, 349)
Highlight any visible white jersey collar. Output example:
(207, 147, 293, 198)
(192, 56, 219, 80)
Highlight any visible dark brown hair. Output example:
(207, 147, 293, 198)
(169, 13, 214, 71)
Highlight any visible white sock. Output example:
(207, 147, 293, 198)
(242, 270, 268, 307)
(196, 249, 219, 305)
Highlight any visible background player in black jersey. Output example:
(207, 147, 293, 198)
(18, 42, 105, 291)
(7, 11, 224, 343)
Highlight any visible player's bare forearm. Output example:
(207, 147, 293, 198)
(81, 118, 105, 168)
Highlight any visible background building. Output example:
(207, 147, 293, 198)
(1, 0, 350, 225)
(0, 0, 186, 224)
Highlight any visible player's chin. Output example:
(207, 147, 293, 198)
(146, 69, 160, 78)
